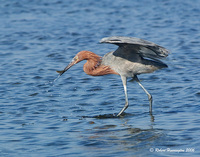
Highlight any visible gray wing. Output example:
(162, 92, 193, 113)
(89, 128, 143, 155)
(100, 36, 169, 59)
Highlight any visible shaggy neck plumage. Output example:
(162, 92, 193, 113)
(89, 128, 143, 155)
(77, 51, 118, 76)
(80, 51, 102, 75)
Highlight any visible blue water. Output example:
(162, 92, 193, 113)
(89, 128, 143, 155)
(0, 0, 200, 156)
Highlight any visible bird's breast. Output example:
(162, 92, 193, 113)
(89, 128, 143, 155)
(102, 51, 161, 77)
(83, 59, 118, 76)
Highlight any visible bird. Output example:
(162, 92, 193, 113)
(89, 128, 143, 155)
(57, 36, 169, 116)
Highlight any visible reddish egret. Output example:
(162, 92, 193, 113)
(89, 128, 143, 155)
(57, 36, 169, 116)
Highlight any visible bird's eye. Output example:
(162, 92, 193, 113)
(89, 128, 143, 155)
(74, 56, 79, 61)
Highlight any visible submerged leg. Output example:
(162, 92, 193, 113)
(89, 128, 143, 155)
(134, 75, 153, 113)
(117, 76, 128, 116)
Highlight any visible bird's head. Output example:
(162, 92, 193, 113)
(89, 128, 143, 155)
(56, 51, 91, 76)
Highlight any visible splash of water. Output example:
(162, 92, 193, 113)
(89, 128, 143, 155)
(53, 74, 61, 83)
(46, 74, 60, 86)
(43, 74, 61, 93)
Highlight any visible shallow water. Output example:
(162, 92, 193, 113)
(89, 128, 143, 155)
(0, 0, 200, 156)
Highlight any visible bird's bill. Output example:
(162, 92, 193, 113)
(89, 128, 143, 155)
(56, 58, 77, 76)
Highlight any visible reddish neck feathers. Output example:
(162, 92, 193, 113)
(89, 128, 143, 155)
(77, 51, 118, 76)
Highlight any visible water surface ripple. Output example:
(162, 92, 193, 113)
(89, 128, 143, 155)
(0, 0, 200, 156)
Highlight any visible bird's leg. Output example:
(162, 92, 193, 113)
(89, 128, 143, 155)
(133, 75, 153, 113)
(117, 76, 129, 116)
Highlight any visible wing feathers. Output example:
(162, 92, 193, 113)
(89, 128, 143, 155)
(100, 36, 169, 59)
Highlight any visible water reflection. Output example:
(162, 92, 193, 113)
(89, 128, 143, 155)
(78, 114, 160, 156)
(83, 112, 155, 122)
